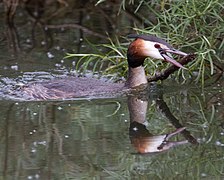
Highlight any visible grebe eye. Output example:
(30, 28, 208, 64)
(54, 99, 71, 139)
(154, 44, 161, 48)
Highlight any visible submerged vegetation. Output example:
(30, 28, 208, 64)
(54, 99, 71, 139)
(66, 0, 224, 85)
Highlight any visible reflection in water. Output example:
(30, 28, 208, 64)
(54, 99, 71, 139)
(130, 122, 187, 153)
(0, 85, 222, 179)
(1, 99, 129, 179)
(2, 0, 139, 55)
(1, 84, 224, 179)
(4, 0, 20, 53)
(128, 94, 197, 154)
(1, 90, 198, 179)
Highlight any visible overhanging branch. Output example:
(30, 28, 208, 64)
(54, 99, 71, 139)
(147, 53, 196, 82)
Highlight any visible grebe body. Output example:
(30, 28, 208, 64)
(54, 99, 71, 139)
(23, 34, 188, 100)
(23, 77, 124, 100)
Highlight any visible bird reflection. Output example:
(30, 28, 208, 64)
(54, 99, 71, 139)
(128, 94, 197, 154)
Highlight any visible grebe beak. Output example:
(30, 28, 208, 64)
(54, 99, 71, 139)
(159, 48, 188, 69)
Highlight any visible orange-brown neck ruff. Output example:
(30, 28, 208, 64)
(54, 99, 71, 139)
(127, 38, 147, 68)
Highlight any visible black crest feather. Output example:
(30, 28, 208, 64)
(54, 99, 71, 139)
(127, 34, 172, 48)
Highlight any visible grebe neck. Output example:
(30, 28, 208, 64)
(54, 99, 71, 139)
(125, 66, 147, 88)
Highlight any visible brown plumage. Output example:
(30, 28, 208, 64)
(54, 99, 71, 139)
(22, 34, 188, 100)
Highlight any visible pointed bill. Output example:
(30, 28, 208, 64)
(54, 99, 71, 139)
(161, 53, 187, 69)
(164, 48, 188, 56)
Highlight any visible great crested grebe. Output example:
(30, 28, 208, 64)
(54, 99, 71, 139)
(23, 34, 188, 100)
(128, 96, 189, 153)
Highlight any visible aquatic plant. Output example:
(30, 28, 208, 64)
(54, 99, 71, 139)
(66, 0, 223, 86)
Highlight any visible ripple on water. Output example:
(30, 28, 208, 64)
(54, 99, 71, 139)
(0, 70, 124, 101)
(0, 71, 67, 100)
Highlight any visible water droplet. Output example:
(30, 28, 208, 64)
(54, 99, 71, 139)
(35, 174, 40, 179)
(47, 52, 54, 59)
(31, 148, 36, 153)
(38, 141, 47, 146)
(55, 46, 61, 50)
(27, 175, 33, 179)
(57, 106, 63, 110)
(55, 63, 61, 67)
(11, 65, 18, 71)
(133, 127, 138, 131)
(215, 140, 224, 146)
(26, 39, 31, 43)
(41, 41, 46, 45)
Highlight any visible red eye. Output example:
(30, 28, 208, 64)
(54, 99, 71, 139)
(154, 44, 161, 48)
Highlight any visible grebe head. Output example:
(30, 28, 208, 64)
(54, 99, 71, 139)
(127, 34, 187, 69)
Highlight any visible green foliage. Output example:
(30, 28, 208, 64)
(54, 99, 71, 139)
(65, 37, 129, 78)
(67, 0, 224, 85)
(138, 0, 224, 85)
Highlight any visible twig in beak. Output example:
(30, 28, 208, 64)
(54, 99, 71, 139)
(147, 53, 196, 82)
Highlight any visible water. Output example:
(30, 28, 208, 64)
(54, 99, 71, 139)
(0, 1, 224, 179)
(1, 83, 224, 179)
